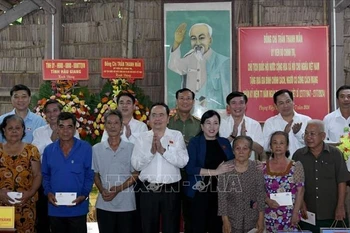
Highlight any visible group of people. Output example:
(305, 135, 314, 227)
(0, 84, 350, 233)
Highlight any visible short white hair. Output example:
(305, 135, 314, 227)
(189, 23, 213, 37)
(307, 119, 325, 132)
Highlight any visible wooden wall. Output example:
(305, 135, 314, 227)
(0, 0, 341, 113)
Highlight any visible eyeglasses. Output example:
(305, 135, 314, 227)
(302, 132, 323, 138)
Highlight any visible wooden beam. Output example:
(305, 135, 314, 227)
(0, 0, 40, 30)
(31, 0, 56, 14)
(127, 0, 134, 58)
(44, 0, 61, 59)
(0, 0, 12, 11)
(335, 0, 350, 12)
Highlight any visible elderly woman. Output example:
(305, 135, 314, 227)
(264, 131, 305, 232)
(0, 114, 42, 233)
(218, 136, 265, 233)
(185, 110, 234, 233)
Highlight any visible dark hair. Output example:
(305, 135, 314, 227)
(104, 109, 123, 123)
(273, 89, 293, 104)
(233, 135, 253, 150)
(269, 131, 290, 158)
(43, 99, 63, 113)
(116, 92, 136, 104)
(0, 114, 26, 140)
(57, 112, 77, 127)
(226, 91, 248, 105)
(336, 85, 350, 99)
(176, 88, 195, 100)
(197, 110, 221, 137)
(150, 102, 170, 116)
(10, 84, 31, 97)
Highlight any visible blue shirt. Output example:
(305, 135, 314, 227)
(42, 138, 94, 217)
(0, 109, 46, 143)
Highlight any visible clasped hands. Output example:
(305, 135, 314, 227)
(150, 134, 166, 155)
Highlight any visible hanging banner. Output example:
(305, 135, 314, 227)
(238, 26, 329, 122)
(101, 58, 144, 79)
(42, 59, 89, 80)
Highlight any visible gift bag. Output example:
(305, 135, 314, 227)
(319, 220, 350, 232)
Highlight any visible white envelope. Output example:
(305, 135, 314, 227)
(7, 192, 22, 204)
(270, 192, 293, 206)
(55, 192, 77, 206)
(301, 211, 316, 226)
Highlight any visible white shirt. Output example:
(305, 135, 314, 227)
(220, 115, 264, 160)
(131, 128, 189, 184)
(168, 45, 211, 92)
(32, 124, 80, 158)
(262, 111, 311, 157)
(323, 108, 350, 142)
(101, 118, 148, 144)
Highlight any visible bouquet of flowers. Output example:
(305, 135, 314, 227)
(92, 79, 150, 136)
(337, 133, 350, 161)
(32, 81, 98, 141)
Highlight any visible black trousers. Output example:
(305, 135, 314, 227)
(190, 191, 222, 233)
(96, 208, 135, 233)
(139, 181, 181, 233)
(50, 215, 87, 233)
(36, 186, 50, 233)
(134, 179, 143, 233)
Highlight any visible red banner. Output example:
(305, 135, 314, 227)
(42, 60, 89, 80)
(238, 26, 329, 122)
(101, 58, 144, 79)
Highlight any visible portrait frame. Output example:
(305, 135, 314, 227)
(162, 0, 233, 117)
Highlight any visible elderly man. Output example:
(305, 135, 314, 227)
(293, 120, 350, 232)
(263, 89, 311, 157)
(42, 112, 94, 233)
(168, 23, 230, 110)
(0, 84, 46, 143)
(93, 110, 137, 233)
(131, 103, 189, 233)
(220, 91, 264, 160)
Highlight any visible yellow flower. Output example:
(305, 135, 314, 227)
(100, 124, 104, 130)
(110, 103, 117, 110)
(94, 129, 100, 136)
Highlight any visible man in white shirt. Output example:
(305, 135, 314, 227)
(263, 89, 311, 157)
(220, 91, 264, 160)
(323, 85, 350, 224)
(323, 85, 350, 143)
(101, 92, 148, 143)
(32, 99, 80, 156)
(131, 103, 189, 233)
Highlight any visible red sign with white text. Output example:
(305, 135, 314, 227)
(238, 26, 329, 122)
(101, 58, 144, 79)
(42, 60, 89, 80)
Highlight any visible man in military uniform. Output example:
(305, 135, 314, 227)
(168, 88, 200, 233)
